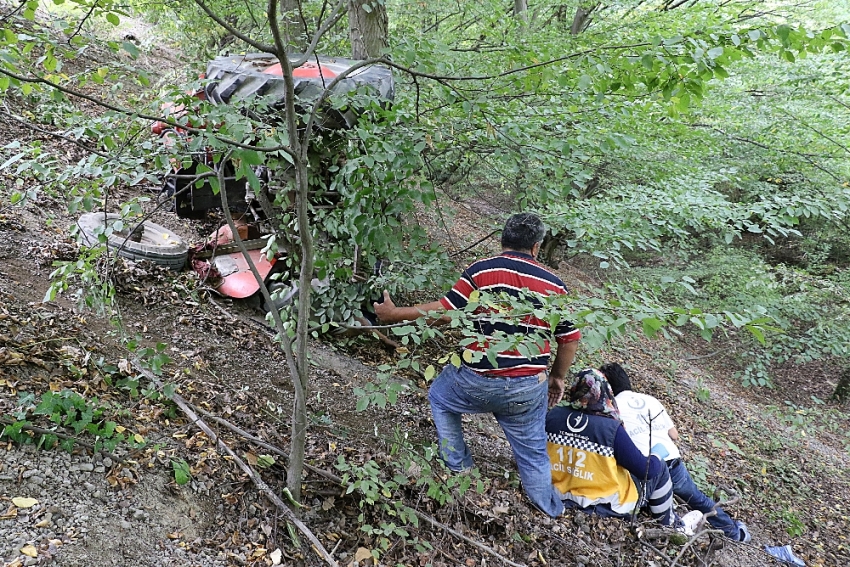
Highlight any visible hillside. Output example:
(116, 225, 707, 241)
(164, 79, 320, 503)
(2, 7, 850, 567)
(3, 127, 850, 567)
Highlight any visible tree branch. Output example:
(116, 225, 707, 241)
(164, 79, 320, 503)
(0, 416, 124, 463)
(381, 43, 651, 82)
(132, 360, 339, 567)
(0, 107, 113, 160)
(192, 0, 276, 52)
(0, 67, 298, 161)
(776, 107, 850, 156)
(180, 404, 528, 567)
(267, 0, 312, 504)
(289, 0, 347, 68)
(67, 0, 102, 44)
(689, 122, 844, 181)
(1, 0, 27, 23)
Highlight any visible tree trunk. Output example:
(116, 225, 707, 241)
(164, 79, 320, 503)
(280, 0, 305, 53)
(287, 164, 312, 504)
(348, 0, 388, 59)
(514, 0, 528, 22)
(833, 368, 850, 402)
(570, 3, 598, 35)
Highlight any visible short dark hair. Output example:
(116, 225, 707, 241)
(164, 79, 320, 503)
(501, 213, 545, 252)
(599, 362, 632, 395)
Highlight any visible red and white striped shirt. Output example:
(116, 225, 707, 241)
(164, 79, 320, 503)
(440, 251, 580, 377)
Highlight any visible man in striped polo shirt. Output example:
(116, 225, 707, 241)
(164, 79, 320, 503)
(374, 213, 580, 517)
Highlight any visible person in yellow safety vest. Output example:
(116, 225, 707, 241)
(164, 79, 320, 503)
(546, 369, 699, 529)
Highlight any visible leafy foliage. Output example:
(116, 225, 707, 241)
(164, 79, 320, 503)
(2, 389, 145, 453)
(2, 0, 850, 530)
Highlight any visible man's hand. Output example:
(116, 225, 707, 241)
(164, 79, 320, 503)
(548, 374, 565, 408)
(373, 290, 396, 322)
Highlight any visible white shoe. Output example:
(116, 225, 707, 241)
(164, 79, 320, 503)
(678, 510, 704, 536)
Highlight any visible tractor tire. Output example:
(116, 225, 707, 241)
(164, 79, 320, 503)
(77, 212, 188, 270)
(204, 53, 394, 129)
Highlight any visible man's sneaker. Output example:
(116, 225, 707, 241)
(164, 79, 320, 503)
(677, 510, 704, 536)
(736, 521, 752, 543)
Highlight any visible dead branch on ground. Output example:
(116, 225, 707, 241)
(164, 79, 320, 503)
(182, 401, 528, 567)
(132, 360, 339, 567)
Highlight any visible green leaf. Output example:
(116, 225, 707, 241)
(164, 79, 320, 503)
(641, 317, 663, 338)
(356, 396, 369, 412)
(747, 325, 766, 345)
(122, 41, 139, 59)
(105, 13, 120, 26)
(707, 47, 724, 59)
(256, 455, 275, 468)
(172, 459, 191, 485)
(163, 383, 176, 398)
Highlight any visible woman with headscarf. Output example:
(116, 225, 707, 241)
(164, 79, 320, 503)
(546, 368, 683, 527)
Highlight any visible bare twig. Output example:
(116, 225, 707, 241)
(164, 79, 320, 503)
(1, 0, 27, 22)
(683, 349, 723, 361)
(0, 107, 112, 160)
(0, 67, 298, 161)
(213, 152, 300, 383)
(450, 229, 500, 258)
(776, 107, 850, 156)
(131, 360, 339, 567)
(67, 0, 102, 44)
(690, 122, 844, 182)
(669, 528, 724, 567)
(180, 405, 527, 567)
(192, 0, 275, 52)
(290, 0, 347, 68)
(638, 537, 672, 565)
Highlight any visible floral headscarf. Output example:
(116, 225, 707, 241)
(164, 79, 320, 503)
(566, 368, 621, 420)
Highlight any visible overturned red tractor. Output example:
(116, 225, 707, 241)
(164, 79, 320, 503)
(152, 53, 394, 220)
(148, 54, 394, 309)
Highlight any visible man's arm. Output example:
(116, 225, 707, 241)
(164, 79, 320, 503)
(373, 290, 448, 324)
(547, 339, 579, 408)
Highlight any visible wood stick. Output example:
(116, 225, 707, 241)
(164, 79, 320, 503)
(185, 403, 527, 567)
(669, 528, 723, 567)
(132, 361, 339, 567)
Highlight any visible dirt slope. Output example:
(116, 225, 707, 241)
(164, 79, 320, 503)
(2, 17, 849, 567)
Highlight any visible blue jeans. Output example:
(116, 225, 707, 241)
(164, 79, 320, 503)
(428, 364, 564, 517)
(667, 459, 739, 539)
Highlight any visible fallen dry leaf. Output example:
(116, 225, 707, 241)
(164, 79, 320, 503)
(11, 497, 38, 508)
(270, 548, 282, 565)
(20, 545, 38, 558)
(354, 547, 374, 564)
